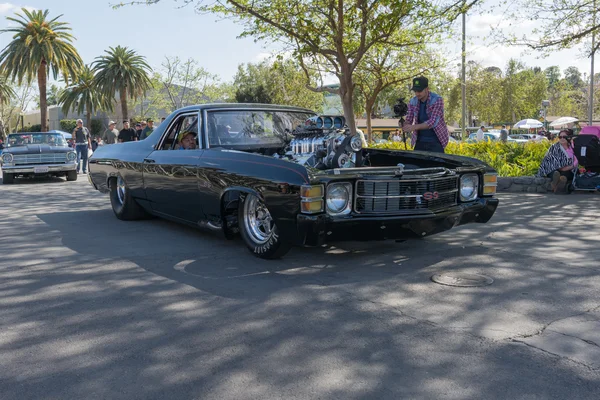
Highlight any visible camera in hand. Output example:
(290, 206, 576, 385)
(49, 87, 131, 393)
(393, 98, 408, 118)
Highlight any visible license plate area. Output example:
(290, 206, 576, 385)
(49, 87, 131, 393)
(34, 166, 49, 174)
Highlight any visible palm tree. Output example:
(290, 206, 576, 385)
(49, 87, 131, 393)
(59, 65, 112, 132)
(0, 75, 15, 105)
(0, 8, 83, 132)
(92, 46, 152, 122)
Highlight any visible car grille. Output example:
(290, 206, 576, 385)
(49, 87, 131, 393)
(12, 154, 67, 165)
(355, 176, 459, 214)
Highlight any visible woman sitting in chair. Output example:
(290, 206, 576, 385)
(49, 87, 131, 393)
(175, 131, 197, 150)
(536, 128, 578, 193)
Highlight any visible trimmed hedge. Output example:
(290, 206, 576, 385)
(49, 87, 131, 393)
(60, 119, 77, 133)
(370, 140, 553, 177)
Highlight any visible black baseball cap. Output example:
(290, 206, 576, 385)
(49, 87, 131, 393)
(411, 76, 429, 91)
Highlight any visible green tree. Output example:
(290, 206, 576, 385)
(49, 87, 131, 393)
(0, 75, 15, 105)
(58, 65, 113, 132)
(92, 45, 152, 122)
(544, 66, 561, 89)
(160, 56, 224, 109)
(354, 41, 443, 141)
(509, 0, 598, 55)
(0, 8, 83, 132)
(564, 66, 584, 89)
(233, 60, 323, 110)
(127, 0, 475, 138)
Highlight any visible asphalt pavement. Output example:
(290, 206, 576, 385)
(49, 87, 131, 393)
(0, 175, 599, 399)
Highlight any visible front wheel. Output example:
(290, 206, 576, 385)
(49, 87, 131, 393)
(238, 193, 291, 259)
(109, 175, 149, 220)
(66, 170, 78, 181)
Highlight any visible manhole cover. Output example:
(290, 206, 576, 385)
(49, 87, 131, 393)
(431, 272, 493, 287)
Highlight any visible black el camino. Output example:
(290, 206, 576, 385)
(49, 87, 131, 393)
(88, 103, 499, 259)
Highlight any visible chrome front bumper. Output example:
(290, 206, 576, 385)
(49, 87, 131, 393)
(2, 162, 77, 174)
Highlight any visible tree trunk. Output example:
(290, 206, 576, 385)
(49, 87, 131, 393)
(365, 112, 372, 143)
(120, 87, 128, 123)
(338, 66, 356, 137)
(364, 97, 377, 143)
(38, 61, 48, 132)
(86, 111, 92, 133)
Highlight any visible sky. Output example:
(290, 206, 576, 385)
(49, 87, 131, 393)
(0, 1, 596, 86)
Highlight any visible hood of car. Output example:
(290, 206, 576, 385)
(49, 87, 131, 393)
(5, 144, 72, 154)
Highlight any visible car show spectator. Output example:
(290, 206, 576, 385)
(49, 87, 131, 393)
(536, 129, 578, 194)
(118, 121, 137, 143)
(101, 121, 119, 145)
(140, 118, 154, 140)
(134, 122, 143, 140)
(401, 76, 449, 153)
(500, 125, 509, 142)
(71, 119, 91, 174)
(476, 126, 486, 142)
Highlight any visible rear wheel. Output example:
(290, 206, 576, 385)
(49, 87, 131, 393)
(238, 193, 291, 259)
(2, 172, 14, 184)
(66, 170, 78, 181)
(109, 176, 149, 220)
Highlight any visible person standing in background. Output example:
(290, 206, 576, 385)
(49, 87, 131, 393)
(71, 119, 91, 174)
(140, 118, 154, 140)
(101, 121, 119, 145)
(118, 121, 137, 143)
(401, 76, 449, 153)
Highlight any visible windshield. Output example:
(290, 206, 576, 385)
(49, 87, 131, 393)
(206, 109, 315, 149)
(7, 133, 67, 147)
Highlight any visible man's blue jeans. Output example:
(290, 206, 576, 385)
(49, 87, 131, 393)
(75, 144, 88, 173)
(414, 140, 444, 153)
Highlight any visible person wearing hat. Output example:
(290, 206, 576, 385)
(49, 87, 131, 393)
(175, 131, 197, 150)
(401, 76, 449, 153)
(140, 118, 154, 140)
(118, 121, 137, 143)
(101, 120, 119, 145)
(134, 122, 143, 140)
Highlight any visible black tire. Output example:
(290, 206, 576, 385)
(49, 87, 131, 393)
(66, 170, 78, 181)
(2, 173, 14, 184)
(238, 193, 291, 259)
(109, 176, 149, 220)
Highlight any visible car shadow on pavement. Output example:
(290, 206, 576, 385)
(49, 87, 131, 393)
(1, 194, 599, 399)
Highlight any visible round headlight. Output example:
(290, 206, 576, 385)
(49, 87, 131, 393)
(66, 151, 77, 162)
(350, 135, 363, 152)
(326, 183, 352, 215)
(1, 153, 13, 164)
(460, 174, 479, 201)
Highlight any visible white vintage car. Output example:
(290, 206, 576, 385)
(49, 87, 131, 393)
(1, 131, 78, 184)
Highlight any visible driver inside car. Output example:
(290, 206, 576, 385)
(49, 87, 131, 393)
(175, 131, 197, 150)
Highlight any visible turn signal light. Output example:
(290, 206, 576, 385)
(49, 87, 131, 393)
(300, 184, 324, 199)
(301, 199, 324, 214)
(483, 173, 498, 196)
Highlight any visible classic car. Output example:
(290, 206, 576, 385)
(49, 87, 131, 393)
(88, 103, 499, 259)
(1, 131, 78, 184)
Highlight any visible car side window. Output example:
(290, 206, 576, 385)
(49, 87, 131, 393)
(158, 113, 200, 150)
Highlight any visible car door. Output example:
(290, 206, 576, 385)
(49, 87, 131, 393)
(142, 112, 204, 224)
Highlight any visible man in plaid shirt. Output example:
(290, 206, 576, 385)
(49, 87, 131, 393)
(401, 76, 449, 153)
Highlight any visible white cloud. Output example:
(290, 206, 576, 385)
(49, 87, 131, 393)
(0, 3, 17, 14)
(0, 3, 37, 16)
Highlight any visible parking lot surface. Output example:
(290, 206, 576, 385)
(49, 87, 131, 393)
(1, 177, 599, 399)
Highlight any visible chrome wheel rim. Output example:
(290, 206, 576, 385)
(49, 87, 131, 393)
(116, 176, 126, 205)
(244, 195, 274, 244)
